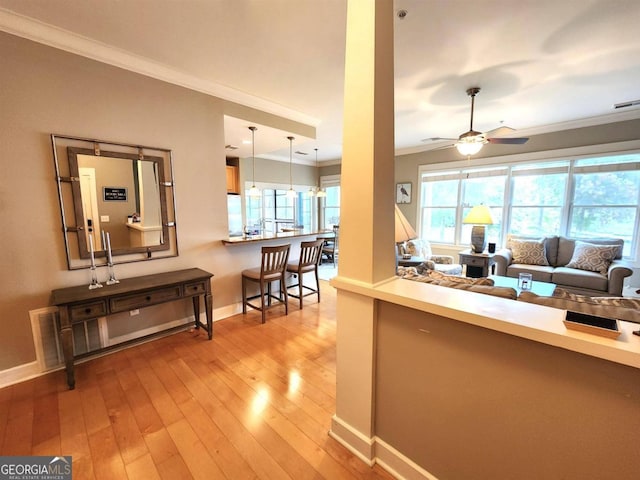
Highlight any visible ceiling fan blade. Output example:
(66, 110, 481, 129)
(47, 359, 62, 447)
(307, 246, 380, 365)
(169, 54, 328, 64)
(421, 137, 458, 142)
(485, 126, 516, 137)
(487, 137, 529, 145)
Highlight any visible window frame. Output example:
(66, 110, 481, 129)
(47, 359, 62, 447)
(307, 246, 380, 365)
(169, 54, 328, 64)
(416, 141, 640, 261)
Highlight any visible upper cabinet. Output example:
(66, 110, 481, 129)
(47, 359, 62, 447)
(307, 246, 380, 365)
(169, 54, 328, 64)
(226, 157, 240, 194)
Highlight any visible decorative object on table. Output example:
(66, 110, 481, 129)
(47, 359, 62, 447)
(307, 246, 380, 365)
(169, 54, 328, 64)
(462, 204, 495, 253)
(518, 272, 533, 290)
(87, 233, 103, 290)
(103, 231, 119, 285)
(396, 182, 411, 204)
(395, 205, 418, 252)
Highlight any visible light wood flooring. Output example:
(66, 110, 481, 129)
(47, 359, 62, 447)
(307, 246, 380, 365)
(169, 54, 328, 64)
(0, 281, 394, 479)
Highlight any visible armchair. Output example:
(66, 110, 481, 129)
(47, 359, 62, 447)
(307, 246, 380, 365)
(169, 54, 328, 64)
(399, 239, 462, 276)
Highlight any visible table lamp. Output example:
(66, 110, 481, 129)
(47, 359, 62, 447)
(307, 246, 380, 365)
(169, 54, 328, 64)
(463, 205, 494, 253)
(395, 205, 418, 258)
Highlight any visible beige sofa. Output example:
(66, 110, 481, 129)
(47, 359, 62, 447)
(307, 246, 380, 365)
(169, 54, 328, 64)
(494, 236, 632, 296)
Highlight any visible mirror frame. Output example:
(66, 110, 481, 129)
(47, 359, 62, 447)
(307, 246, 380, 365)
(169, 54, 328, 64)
(52, 134, 179, 270)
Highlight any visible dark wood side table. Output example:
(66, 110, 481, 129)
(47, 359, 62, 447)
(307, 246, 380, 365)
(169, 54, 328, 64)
(51, 268, 213, 389)
(458, 249, 496, 278)
(397, 256, 426, 267)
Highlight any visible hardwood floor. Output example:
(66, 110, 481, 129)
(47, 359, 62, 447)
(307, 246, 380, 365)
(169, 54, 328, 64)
(0, 281, 394, 480)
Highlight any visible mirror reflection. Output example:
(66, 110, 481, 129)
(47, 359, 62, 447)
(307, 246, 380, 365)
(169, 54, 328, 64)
(52, 135, 178, 270)
(72, 149, 165, 252)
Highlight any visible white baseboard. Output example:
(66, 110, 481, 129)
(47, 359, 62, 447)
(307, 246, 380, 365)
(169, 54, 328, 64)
(329, 415, 375, 466)
(329, 415, 441, 480)
(0, 361, 43, 389)
(375, 437, 440, 480)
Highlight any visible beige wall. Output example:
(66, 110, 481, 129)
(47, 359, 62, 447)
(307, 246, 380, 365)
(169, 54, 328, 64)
(0, 32, 313, 372)
(394, 119, 640, 228)
(376, 302, 640, 479)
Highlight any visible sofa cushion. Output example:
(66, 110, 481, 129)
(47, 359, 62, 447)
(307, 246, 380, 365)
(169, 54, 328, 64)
(507, 264, 554, 283)
(404, 239, 432, 258)
(565, 241, 620, 275)
(446, 282, 518, 300)
(507, 235, 558, 265)
(519, 288, 640, 324)
(552, 266, 608, 292)
(426, 269, 494, 286)
(509, 238, 549, 266)
(557, 237, 623, 266)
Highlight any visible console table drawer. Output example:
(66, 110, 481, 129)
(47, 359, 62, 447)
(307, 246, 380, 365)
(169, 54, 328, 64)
(184, 281, 207, 296)
(464, 256, 485, 267)
(69, 301, 108, 322)
(110, 286, 182, 313)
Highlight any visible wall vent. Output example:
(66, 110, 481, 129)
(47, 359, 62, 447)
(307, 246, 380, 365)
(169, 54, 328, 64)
(29, 307, 107, 372)
(613, 99, 640, 110)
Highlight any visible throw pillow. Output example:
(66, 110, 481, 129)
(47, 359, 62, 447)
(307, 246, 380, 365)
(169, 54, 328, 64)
(509, 239, 549, 266)
(426, 269, 494, 286)
(405, 239, 433, 258)
(565, 241, 619, 275)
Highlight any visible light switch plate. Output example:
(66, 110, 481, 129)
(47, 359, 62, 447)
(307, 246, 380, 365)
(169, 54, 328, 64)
(100, 215, 110, 222)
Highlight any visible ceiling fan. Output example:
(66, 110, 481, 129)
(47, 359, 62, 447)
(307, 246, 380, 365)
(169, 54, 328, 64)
(428, 87, 529, 156)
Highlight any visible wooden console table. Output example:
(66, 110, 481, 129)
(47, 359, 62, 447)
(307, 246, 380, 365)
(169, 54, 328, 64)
(51, 268, 213, 389)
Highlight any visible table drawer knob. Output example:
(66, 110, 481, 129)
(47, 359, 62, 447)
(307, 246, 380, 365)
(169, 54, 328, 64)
(85, 308, 92, 314)
(146, 295, 151, 301)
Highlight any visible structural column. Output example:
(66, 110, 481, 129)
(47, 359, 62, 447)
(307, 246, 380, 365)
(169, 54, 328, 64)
(330, 0, 395, 463)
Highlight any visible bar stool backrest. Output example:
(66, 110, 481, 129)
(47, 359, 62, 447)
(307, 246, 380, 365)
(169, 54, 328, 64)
(260, 244, 290, 278)
(299, 239, 324, 268)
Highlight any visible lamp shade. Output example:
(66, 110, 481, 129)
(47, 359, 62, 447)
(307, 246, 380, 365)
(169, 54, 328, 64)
(395, 205, 418, 243)
(463, 204, 494, 225)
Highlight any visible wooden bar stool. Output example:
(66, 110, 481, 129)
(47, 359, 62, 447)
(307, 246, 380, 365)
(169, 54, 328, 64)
(242, 244, 291, 323)
(286, 239, 324, 309)
(321, 225, 339, 265)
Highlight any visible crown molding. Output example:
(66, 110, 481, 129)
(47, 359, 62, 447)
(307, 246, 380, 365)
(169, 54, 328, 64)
(0, 8, 320, 127)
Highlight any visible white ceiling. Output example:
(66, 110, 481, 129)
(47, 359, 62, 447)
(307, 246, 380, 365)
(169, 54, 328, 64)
(1, 0, 640, 164)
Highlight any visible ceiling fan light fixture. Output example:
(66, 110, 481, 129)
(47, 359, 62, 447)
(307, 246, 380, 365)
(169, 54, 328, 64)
(456, 138, 484, 156)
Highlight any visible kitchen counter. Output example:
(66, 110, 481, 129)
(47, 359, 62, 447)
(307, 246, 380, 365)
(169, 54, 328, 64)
(222, 229, 334, 245)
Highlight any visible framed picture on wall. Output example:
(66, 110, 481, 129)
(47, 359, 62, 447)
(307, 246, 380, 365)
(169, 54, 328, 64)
(396, 182, 411, 204)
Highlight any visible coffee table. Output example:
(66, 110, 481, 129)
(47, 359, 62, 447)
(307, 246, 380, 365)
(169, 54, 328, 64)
(489, 275, 556, 297)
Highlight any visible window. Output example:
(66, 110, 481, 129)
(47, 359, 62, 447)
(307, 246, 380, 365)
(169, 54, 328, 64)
(320, 175, 341, 229)
(569, 156, 640, 256)
(509, 162, 568, 237)
(244, 187, 314, 234)
(418, 151, 640, 258)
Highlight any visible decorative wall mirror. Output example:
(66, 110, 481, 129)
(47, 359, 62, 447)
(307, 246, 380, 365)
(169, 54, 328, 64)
(52, 134, 178, 270)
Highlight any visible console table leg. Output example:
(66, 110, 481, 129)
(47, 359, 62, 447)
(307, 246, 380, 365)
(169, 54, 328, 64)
(192, 296, 200, 330)
(58, 309, 75, 390)
(205, 292, 213, 340)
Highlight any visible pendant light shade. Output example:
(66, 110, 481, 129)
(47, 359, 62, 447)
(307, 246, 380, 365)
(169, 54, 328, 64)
(247, 126, 261, 197)
(286, 136, 296, 198)
(315, 148, 327, 198)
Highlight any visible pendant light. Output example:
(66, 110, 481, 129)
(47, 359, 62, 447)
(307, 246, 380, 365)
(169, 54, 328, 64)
(306, 147, 317, 197)
(286, 136, 297, 198)
(315, 148, 327, 198)
(247, 126, 261, 197)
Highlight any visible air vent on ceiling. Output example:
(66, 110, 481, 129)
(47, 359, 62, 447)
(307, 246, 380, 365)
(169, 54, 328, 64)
(295, 150, 308, 155)
(225, 144, 239, 150)
(613, 99, 640, 110)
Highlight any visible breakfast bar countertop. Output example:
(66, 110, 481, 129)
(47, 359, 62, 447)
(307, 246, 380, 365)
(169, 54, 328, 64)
(222, 229, 335, 245)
